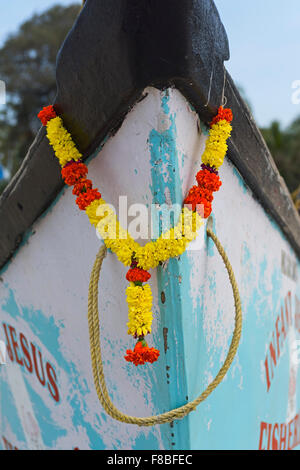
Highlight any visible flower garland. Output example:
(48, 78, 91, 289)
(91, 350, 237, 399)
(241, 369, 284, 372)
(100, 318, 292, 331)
(38, 104, 233, 366)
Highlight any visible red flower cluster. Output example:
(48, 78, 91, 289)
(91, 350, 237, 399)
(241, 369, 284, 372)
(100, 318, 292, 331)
(38, 105, 57, 126)
(196, 169, 222, 192)
(38, 105, 102, 212)
(184, 152, 224, 219)
(61, 162, 88, 186)
(126, 268, 151, 283)
(76, 188, 101, 210)
(61, 161, 101, 210)
(210, 106, 233, 126)
(124, 341, 160, 366)
(183, 186, 212, 218)
(72, 178, 93, 196)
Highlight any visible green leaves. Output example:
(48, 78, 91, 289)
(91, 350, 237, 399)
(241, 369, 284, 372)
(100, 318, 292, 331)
(0, 4, 80, 192)
(261, 120, 300, 193)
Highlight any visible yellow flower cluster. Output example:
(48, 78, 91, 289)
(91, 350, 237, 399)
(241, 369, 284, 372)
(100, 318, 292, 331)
(45, 112, 204, 271)
(86, 200, 203, 269)
(42, 104, 232, 360)
(201, 119, 232, 169)
(126, 283, 153, 337)
(135, 208, 203, 270)
(86, 199, 139, 266)
(46, 117, 82, 167)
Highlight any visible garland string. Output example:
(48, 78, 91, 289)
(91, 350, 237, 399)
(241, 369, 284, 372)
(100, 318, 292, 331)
(38, 103, 233, 365)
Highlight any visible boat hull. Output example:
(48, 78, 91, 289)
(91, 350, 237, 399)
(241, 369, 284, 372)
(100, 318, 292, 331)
(0, 88, 300, 450)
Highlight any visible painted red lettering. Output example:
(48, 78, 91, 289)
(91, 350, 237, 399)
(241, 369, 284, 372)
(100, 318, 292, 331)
(288, 419, 294, 450)
(292, 414, 299, 449)
(267, 423, 272, 450)
(2, 435, 18, 450)
(46, 362, 60, 403)
(264, 357, 271, 392)
(269, 334, 277, 382)
(259, 422, 267, 450)
(8, 325, 23, 366)
(2, 323, 14, 361)
(272, 423, 279, 450)
(2, 324, 59, 403)
(279, 424, 287, 450)
(275, 316, 281, 357)
(31, 343, 46, 386)
(281, 306, 287, 340)
(20, 333, 33, 373)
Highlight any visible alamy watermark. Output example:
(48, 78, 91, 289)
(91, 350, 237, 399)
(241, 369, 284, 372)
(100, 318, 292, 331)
(94, 197, 205, 250)
(0, 80, 6, 105)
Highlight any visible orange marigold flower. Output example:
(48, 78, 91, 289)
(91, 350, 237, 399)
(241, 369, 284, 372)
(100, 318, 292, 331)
(184, 186, 212, 218)
(76, 188, 101, 211)
(198, 200, 212, 218)
(126, 268, 151, 283)
(196, 169, 222, 192)
(185, 185, 214, 203)
(61, 162, 88, 186)
(144, 346, 160, 364)
(124, 341, 160, 366)
(72, 179, 93, 196)
(38, 105, 57, 126)
(210, 106, 233, 126)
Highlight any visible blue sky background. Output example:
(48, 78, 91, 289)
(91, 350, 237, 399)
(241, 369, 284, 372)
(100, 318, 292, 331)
(0, 0, 300, 128)
(214, 0, 300, 128)
(0, 1, 80, 44)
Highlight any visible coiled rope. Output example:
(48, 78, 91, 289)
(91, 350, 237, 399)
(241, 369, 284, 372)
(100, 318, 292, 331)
(87, 221, 242, 426)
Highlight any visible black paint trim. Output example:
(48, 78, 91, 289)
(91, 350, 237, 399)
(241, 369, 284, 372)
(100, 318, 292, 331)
(0, 0, 299, 270)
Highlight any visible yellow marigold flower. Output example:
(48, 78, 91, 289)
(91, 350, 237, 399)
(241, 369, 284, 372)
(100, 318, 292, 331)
(126, 283, 153, 337)
(202, 119, 232, 169)
(115, 243, 135, 266)
(89, 199, 201, 271)
(180, 208, 203, 240)
(135, 208, 202, 268)
(46, 117, 82, 167)
(136, 243, 160, 271)
(93, 201, 138, 264)
(86, 200, 102, 227)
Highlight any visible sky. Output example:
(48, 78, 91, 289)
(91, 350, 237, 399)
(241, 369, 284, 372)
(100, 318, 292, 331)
(214, 0, 300, 128)
(0, 0, 80, 45)
(0, 0, 300, 128)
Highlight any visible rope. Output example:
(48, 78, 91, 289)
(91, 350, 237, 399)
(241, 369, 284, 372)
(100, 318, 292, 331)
(87, 224, 242, 426)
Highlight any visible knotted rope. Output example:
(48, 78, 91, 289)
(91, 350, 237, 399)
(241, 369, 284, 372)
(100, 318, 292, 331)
(87, 222, 242, 426)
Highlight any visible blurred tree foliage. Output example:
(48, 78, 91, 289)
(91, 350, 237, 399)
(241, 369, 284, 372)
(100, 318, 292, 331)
(260, 120, 300, 194)
(239, 84, 300, 195)
(0, 4, 299, 204)
(0, 4, 80, 192)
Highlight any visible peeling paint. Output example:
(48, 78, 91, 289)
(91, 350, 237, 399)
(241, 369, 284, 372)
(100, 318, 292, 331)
(163, 328, 169, 354)
(0, 87, 299, 450)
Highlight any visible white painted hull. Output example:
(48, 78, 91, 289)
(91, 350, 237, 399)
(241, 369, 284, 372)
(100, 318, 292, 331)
(0, 88, 299, 450)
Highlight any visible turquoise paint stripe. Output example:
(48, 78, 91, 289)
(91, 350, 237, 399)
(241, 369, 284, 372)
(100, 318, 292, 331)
(0, 378, 27, 445)
(149, 90, 191, 450)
